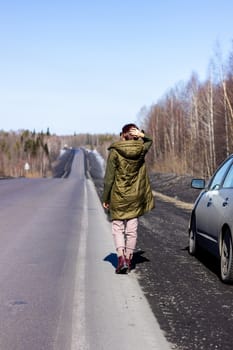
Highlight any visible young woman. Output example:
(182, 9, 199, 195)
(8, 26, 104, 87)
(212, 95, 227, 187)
(102, 123, 154, 273)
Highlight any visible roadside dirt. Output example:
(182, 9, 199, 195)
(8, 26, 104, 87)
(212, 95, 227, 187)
(149, 172, 199, 205)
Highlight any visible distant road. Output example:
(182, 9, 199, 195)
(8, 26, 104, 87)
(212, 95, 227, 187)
(0, 149, 172, 350)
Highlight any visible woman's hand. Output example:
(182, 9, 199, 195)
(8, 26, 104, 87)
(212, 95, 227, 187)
(129, 127, 144, 138)
(103, 202, 109, 209)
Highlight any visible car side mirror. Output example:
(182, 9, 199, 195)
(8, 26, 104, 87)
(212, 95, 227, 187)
(191, 179, 205, 189)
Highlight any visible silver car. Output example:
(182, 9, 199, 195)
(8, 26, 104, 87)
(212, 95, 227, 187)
(189, 154, 233, 283)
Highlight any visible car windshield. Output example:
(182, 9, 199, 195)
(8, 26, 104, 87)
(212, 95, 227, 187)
(209, 157, 233, 190)
(223, 163, 233, 188)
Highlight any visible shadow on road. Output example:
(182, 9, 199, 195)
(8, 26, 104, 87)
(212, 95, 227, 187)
(183, 245, 221, 280)
(196, 248, 221, 279)
(103, 250, 150, 271)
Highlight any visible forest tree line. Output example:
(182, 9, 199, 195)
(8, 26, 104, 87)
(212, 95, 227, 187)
(2, 43, 233, 178)
(141, 42, 233, 177)
(0, 129, 117, 178)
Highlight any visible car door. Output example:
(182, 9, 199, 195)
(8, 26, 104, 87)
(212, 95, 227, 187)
(207, 188, 227, 240)
(195, 157, 233, 239)
(195, 188, 220, 238)
(219, 163, 233, 230)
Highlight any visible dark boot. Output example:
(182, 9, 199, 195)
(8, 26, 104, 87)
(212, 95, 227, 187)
(125, 258, 131, 273)
(115, 256, 128, 274)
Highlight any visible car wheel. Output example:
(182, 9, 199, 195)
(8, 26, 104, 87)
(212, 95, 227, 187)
(220, 229, 233, 283)
(189, 217, 197, 255)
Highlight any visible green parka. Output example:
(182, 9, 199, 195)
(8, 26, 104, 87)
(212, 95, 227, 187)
(102, 135, 154, 220)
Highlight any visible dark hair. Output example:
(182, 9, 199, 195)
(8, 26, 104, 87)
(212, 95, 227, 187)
(121, 123, 139, 140)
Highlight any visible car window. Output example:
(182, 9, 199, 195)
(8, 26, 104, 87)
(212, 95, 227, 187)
(223, 163, 233, 188)
(209, 158, 233, 190)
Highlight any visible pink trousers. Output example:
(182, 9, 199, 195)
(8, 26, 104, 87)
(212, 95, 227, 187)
(112, 218, 138, 256)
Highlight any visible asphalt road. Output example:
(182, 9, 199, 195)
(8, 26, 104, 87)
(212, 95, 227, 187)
(0, 150, 86, 350)
(3, 147, 233, 350)
(88, 151, 233, 350)
(0, 149, 172, 350)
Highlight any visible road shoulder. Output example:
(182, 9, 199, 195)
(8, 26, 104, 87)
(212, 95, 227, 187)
(72, 177, 174, 350)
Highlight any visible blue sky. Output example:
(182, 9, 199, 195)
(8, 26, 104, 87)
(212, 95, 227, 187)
(0, 0, 233, 135)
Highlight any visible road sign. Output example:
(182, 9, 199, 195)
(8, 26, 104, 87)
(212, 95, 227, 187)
(24, 162, 30, 171)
